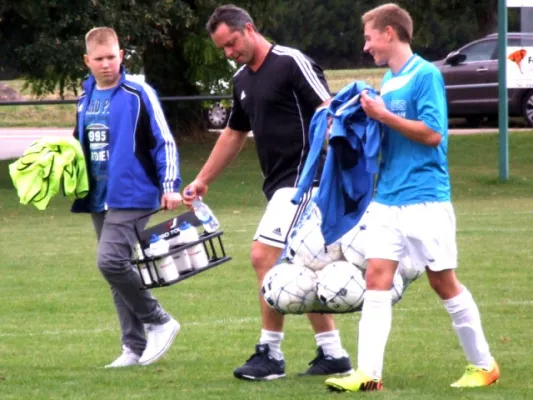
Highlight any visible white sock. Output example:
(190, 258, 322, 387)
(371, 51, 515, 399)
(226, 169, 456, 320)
(357, 290, 392, 380)
(443, 286, 493, 370)
(315, 330, 349, 359)
(259, 329, 284, 360)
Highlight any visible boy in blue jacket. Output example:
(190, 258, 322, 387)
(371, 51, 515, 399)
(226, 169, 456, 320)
(72, 27, 182, 368)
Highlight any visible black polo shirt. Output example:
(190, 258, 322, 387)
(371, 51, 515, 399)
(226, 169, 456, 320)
(228, 44, 330, 200)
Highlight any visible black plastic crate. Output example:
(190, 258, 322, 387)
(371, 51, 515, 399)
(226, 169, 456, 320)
(133, 209, 232, 289)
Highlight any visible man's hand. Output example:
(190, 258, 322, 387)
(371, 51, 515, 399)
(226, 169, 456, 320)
(182, 179, 209, 209)
(360, 90, 388, 122)
(161, 192, 183, 210)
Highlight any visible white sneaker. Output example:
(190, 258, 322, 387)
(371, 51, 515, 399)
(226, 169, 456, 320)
(104, 346, 140, 368)
(139, 318, 180, 366)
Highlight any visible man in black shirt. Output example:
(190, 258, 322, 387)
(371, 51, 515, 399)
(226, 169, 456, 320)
(183, 4, 352, 381)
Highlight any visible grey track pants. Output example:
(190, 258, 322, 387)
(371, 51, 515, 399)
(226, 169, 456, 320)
(91, 209, 170, 356)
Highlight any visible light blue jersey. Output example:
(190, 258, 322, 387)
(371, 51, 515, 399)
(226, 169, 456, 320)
(375, 54, 451, 206)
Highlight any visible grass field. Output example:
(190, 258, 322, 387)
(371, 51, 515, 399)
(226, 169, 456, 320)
(1, 132, 532, 399)
(0, 69, 385, 128)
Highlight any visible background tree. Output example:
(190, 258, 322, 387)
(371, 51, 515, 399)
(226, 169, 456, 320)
(264, 0, 520, 68)
(0, 0, 523, 133)
(0, 0, 275, 133)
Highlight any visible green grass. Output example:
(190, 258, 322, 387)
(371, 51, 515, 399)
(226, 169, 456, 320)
(1, 132, 533, 399)
(325, 68, 386, 92)
(0, 69, 385, 128)
(0, 104, 76, 127)
(0, 79, 77, 127)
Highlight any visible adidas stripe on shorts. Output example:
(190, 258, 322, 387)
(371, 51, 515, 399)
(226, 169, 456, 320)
(254, 187, 317, 249)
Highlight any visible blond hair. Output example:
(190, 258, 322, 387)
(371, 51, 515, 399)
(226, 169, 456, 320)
(85, 27, 119, 53)
(362, 3, 413, 44)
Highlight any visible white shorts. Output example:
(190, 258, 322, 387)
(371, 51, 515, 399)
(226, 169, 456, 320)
(364, 201, 457, 272)
(254, 187, 317, 248)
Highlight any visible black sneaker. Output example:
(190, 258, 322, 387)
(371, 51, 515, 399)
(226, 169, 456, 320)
(299, 346, 353, 376)
(233, 344, 286, 381)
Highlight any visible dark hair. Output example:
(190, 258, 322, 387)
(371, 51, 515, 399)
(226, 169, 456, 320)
(206, 4, 256, 35)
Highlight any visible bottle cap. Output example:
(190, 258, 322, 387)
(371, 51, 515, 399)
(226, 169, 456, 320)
(179, 221, 192, 230)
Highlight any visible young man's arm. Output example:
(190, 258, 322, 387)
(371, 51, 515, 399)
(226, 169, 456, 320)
(361, 69, 446, 148)
(374, 107, 441, 147)
(141, 85, 182, 209)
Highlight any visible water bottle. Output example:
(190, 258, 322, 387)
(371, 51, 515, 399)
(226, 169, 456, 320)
(179, 221, 210, 270)
(172, 249, 193, 275)
(171, 228, 194, 275)
(148, 234, 179, 282)
(166, 217, 182, 248)
(191, 198, 220, 233)
(135, 242, 153, 285)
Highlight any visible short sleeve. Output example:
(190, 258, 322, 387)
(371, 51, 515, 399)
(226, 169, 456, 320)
(228, 86, 252, 132)
(291, 51, 331, 109)
(415, 68, 447, 135)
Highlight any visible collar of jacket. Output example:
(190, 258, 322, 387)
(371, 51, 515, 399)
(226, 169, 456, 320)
(81, 65, 127, 94)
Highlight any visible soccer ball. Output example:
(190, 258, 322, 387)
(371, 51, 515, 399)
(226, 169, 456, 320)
(261, 262, 318, 314)
(316, 261, 366, 312)
(340, 221, 368, 270)
(287, 203, 343, 271)
(398, 257, 424, 287)
(316, 261, 407, 312)
(390, 271, 405, 306)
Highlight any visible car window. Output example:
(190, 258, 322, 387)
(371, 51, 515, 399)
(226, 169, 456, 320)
(508, 37, 533, 46)
(460, 40, 497, 62)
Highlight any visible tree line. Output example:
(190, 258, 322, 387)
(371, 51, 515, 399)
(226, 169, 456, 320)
(0, 0, 522, 132)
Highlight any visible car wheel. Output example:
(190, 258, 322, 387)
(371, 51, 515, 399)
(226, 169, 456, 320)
(522, 90, 533, 127)
(205, 102, 229, 129)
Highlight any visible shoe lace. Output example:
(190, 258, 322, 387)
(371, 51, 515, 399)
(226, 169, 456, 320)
(307, 354, 320, 366)
(456, 364, 483, 383)
(245, 352, 262, 363)
(122, 346, 136, 356)
(245, 345, 270, 364)
(307, 348, 326, 366)
(464, 364, 482, 375)
(145, 322, 164, 333)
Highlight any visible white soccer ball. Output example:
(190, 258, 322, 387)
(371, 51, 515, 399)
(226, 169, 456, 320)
(316, 261, 366, 312)
(316, 261, 408, 312)
(390, 271, 405, 306)
(340, 222, 368, 270)
(261, 262, 318, 314)
(287, 203, 343, 271)
(398, 257, 424, 287)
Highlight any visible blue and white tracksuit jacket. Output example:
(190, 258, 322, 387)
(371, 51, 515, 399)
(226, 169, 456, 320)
(71, 68, 181, 213)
